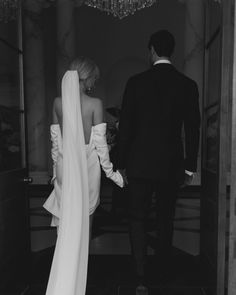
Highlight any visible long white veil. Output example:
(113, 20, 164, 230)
(46, 71, 90, 295)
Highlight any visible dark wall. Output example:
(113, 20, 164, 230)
(43, 1, 186, 174)
(43, 0, 186, 116)
(75, 0, 185, 109)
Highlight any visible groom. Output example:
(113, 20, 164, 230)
(116, 30, 200, 290)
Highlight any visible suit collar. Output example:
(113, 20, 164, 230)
(153, 59, 171, 65)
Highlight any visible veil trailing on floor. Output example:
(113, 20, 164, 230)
(45, 71, 90, 295)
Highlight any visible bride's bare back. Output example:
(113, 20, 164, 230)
(52, 94, 103, 144)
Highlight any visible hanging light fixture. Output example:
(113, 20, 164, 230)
(0, 0, 157, 21)
(0, 0, 18, 22)
(84, 0, 157, 19)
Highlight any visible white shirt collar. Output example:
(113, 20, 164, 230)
(153, 59, 171, 65)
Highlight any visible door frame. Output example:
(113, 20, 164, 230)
(201, 0, 233, 294)
(218, 0, 233, 293)
(18, 0, 27, 170)
(228, 2, 236, 295)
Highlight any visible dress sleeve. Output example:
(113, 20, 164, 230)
(93, 123, 124, 188)
(50, 125, 59, 184)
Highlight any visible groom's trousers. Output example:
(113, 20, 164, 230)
(127, 177, 178, 278)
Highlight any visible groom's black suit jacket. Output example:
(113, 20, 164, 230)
(116, 63, 201, 182)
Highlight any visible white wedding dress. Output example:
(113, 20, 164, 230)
(43, 71, 123, 295)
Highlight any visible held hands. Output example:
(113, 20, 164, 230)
(116, 170, 193, 188)
(180, 172, 194, 188)
(118, 169, 129, 186)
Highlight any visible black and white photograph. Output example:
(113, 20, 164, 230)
(0, 0, 236, 295)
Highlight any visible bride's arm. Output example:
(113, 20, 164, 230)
(53, 97, 63, 130)
(50, 98, 62, 184)
(93, 98, 104, 126)
(92, 99, 124, 188)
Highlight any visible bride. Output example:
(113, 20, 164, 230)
(43, 57, 124, 295)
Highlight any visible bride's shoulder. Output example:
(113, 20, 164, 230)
(53, 97, 62, 117)
(89, 97, 103, 124)
(88, 96, 103, 109)
(53, 97, 62, 107)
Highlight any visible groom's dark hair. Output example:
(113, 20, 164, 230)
(148, 30, 175, 58)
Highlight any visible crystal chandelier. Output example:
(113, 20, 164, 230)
(84, 0, 157, 19)
(0, 0, 18, 22)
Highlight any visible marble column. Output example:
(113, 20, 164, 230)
(24, 0, 48, 183)
(56, 0, 76, 93)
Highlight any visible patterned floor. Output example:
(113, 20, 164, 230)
(28, 248, 208, 295)
(29, 179, 201, 255)
(23, 180, 208, 295)
(0, 177, 218, 295)
(0, 181, 208, 295)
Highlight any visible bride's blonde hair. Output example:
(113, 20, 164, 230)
(69, 57, 100, 92)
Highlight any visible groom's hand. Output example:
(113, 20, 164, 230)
(180, 173, 194, 188)
(118, 169, 128, 186)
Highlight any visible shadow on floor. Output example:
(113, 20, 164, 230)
(27, 246, 211, 295)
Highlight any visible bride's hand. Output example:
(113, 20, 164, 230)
(118, 169, 128, 186)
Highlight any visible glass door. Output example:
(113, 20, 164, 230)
(0, 3, 31, 293)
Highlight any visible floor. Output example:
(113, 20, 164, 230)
(2, 181, 212, 295)
(29, 180, 201, 255)
(27, 248, 208, 295)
